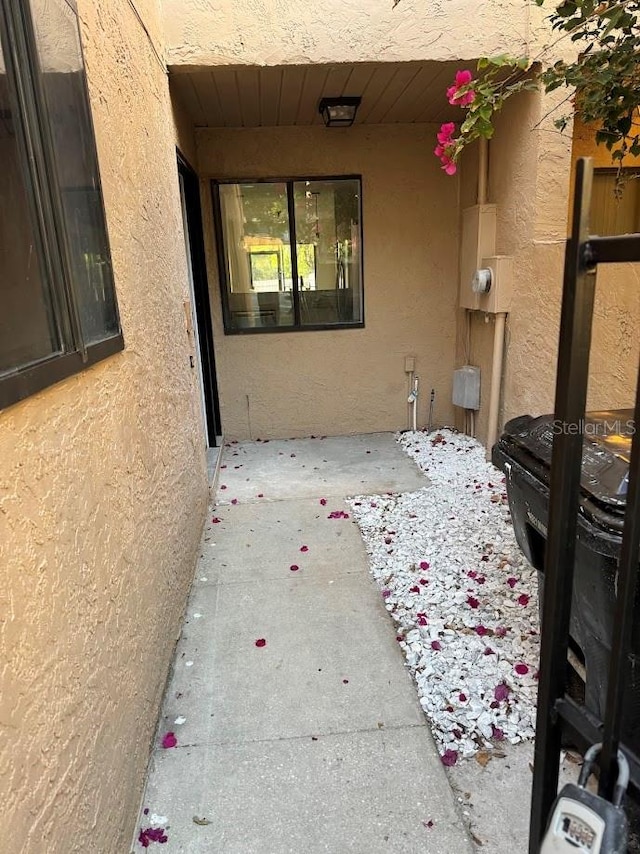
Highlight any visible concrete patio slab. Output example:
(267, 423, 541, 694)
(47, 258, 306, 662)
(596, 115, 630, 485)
(217, 432, 429, 502)
(142, 726, 473, 854)
(135, 433, 470, 853)
(196, 497, 371, 584)
(161, 572, 425, 745)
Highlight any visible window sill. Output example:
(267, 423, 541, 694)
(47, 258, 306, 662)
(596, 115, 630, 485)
(0, 333, 125, 411)
(223, 322, 365, 336)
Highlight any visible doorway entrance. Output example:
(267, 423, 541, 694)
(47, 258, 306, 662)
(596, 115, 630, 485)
(177, 152, 222, 446)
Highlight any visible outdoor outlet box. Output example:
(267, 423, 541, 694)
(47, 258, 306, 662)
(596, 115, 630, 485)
(477, 255, 513, 313)
(452, 365, 481, 410)
(459, 205, 497, 311)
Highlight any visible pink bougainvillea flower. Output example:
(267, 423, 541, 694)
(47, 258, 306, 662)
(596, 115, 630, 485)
(139, 827, 169, 847)
(219, 484, 227, 490)
(382, 589, 392, 599)
(507, 577, 518, 588)
(494, 682, 510, 702)
(467, 596, 480, 609)
(419, 578, 429, 586)
(437, 122, 456, 145)
(492, 725, 505, 741)
(447, 70, 476, 106)
(211, 517, 222, 524)
(495, 626, 508, 638)
(441, 749, 459, 767)
(419, 561, 430, 571)
(231, 498, 238, 505)
(467, 570, 477, 579)
(441, 157, 457, 176)
(483, 646, 495, 656)
(417, 613, 428, 626)
(459, 692, 467, 702)
(300, 545, 309, 552)
(161, 731, 177, 749)
(255, 638, 267, 648)
(328, 510, 350, 519)
(431, 640, 442, 651)
(515, 663, 529, 676)
(319, 498, 327, 506)
(474, 625, 489, 636)
(409, 585, 421, 594)
(518, 593, 531, 607)
(476, 576, 486, 585)
(290, 564, 299, 572)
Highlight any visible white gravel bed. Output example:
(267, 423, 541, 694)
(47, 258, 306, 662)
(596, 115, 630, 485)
(348, 428, 540, 765)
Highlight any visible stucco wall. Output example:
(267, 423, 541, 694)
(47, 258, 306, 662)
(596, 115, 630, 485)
(161, 0, 531, 68)
(197, 124, 459, 439)
(0, 0, 208, 851)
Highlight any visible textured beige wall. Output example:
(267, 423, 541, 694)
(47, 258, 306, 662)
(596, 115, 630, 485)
(456, 88, 573, 443)
(162, 0, 532, 68)
(0, 1, 208, 851)
(572, 121, 640, 413)
(197, 124, 459, 439)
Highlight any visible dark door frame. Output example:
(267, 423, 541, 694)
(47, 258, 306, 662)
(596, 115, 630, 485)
(177, 150, 222, 446)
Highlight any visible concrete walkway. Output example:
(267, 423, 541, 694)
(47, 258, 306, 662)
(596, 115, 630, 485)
(137, 434, 473, 853)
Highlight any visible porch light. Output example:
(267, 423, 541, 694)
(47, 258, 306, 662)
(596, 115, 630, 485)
(318, 96, 362, 127)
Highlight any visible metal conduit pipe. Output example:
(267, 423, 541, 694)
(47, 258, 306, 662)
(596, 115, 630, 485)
(486, 311, 507, 454)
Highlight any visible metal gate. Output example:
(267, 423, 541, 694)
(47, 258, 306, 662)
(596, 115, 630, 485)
(529, 157, 640, 850)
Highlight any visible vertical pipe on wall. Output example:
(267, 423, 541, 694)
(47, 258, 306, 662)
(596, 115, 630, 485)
(486, 312, 507, 455)
(477, 138, 489, 206)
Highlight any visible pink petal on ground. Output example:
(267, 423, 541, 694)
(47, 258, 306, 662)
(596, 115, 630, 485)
(518, 593, 531, 606)
(419, 578, 428, 586)
(459, 693, 467, 702)
(257, 493, 264, 498)
(423, 819, 435, 829)
(494, 682, 510, 702)
(484, 647, 495, 656)
(231, 499, 238, 505)
(507, 577, 518, 588)
(417, 613, 428, 626)
(211, 517, 222, 524)
(382, 589, 392, 598)
(300, 545, 309, 552)
(409, 585, 420, 594)
(476, 576, 486, 584)
(319, 498, 327, 506)
(441, 749, 458, 767)
(220, 484, 227, 490)
(474, 625, 489, 636)
(342, 679, 349, 684)
(492, 725, 505, 741)
(495, 626, 508, 638)
(290, 565, 299, 572)
(467, 596, 480, 609)
(431, 640, 442, 651)
(419, 561, 430, 570)
(161, 732, 177, 749)
(467, 570, 477, 579)
(515, 663, 529, 675)
(255, 638, 267, 648)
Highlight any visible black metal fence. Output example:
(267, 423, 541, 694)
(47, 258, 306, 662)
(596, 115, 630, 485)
(529, 157, 640, 850)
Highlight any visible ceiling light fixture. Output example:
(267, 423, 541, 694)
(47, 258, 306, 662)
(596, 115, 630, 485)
(318, 96, 362, 128)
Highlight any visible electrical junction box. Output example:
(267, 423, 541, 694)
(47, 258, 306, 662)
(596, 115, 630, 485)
(459, 205, 497, 311)
(452, 365, 481, 410)
(477, 255, 514, 313)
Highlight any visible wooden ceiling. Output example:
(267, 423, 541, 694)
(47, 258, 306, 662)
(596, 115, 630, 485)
(169, 60, 467, 128)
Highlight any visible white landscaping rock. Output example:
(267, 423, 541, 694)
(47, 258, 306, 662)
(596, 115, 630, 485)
(348, 429, 539, 764)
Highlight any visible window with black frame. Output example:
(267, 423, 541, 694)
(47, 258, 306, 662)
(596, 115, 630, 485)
(213, 177, 363, 333)
(0, 0, 122, 409)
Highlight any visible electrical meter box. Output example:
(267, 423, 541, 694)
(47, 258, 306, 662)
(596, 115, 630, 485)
(452, 365, 481, 411)
(477, 255, 514, 314)
(459, 205, 497, 310)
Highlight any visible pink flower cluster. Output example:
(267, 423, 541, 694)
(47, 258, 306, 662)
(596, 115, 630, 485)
(434, 122, 457, 175)
(446, 69, 476, 107)
(435, 70, 476, 175)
